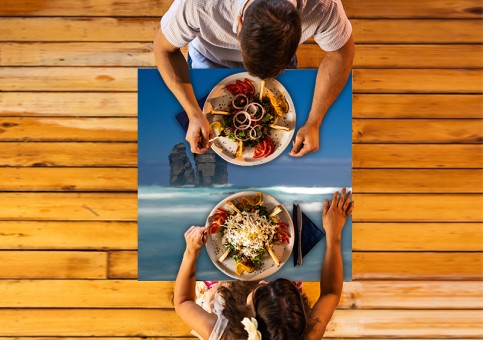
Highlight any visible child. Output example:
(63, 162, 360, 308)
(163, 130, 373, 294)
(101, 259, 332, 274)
(174, 188, 353, 339)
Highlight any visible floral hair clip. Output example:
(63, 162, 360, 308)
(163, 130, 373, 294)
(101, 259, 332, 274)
(241, 317, 262, 340)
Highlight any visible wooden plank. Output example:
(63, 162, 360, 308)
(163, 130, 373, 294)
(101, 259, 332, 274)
(1, 18, 481, 43)
(109, 250, 483, 280)
(109, 250, 137, 279)
(0, 221, 136, 250)
(0, 142, 137, 167)
(0, 0, 481, 18)
(0, 193, 136, 221)
(353, 94, 483, 119)
(344, 0, 483, 18)
(2, 68, 481, 93)
(353, 145, 483, 168)
(0, 251, 107, 279)
(353, 69, 483, 93)
(299, 44, 483, 69)
(353, 223, 482, 251)
(3, 43, 482, 69)
(0, 117, 137, 141)
(353, 119, 483, 144)
(0, 92, 137, 117)
(0, 42, 154, 67)
(0, 280, 481, 309)
(353, 194, 482, 222)
(0, 67, 137, 92)
(353, 169, 483, 193)
(0, 309, 479, 337)
(0, 168, 137, 191)
(353, 252, 482, 280)
(352, 19, 483, 43)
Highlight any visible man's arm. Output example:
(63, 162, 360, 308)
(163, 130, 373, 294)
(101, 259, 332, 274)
(153, 30, 213, 154)
(290, 35, 354, 157)
(174, 226, 217, 338)
(305, 188, 353, 340)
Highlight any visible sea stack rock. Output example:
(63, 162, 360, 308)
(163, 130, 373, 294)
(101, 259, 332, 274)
(168, 143, 195, 186)
(194, 149, 228, 186)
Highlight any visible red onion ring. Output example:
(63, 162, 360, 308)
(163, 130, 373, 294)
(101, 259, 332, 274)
(232, 94, 248, 109)
(244, 102, 265, 122)
(233, 111, 251, 129)
(249, 125, 262, 140)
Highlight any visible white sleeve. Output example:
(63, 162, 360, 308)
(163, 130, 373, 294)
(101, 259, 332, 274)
(313, 0, 352, 51)
(160, 0, 200, 48)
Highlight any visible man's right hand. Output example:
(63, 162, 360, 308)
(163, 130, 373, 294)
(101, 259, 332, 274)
(186, 113, 214, 154)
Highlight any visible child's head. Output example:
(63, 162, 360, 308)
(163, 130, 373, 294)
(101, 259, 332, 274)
(251, 278, 308, 339)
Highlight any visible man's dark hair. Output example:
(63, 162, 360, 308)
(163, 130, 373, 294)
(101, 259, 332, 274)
(240, 0, 302, 79)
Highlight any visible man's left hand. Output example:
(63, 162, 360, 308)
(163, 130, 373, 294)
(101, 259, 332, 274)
(289, 123, 320, 157)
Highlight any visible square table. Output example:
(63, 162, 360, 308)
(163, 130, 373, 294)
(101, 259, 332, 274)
(138, 68, 352, 281)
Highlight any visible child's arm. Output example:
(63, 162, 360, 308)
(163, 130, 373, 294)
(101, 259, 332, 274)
(305, 189, 353, 340)
(174, 226, 217, 339)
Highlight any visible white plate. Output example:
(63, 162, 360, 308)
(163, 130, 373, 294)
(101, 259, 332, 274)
(205, 191, 294, 281)
(203, 72, 296, 166)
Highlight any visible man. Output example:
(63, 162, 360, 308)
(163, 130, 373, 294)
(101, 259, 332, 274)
(154, 0, 354, 156)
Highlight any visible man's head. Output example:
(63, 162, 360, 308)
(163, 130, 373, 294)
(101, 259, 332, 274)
(239, 0, 301, 79)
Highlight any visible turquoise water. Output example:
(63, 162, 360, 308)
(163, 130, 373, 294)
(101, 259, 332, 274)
(138, 185, 352, 281)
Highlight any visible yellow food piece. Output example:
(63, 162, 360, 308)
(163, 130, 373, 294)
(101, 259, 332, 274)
(252, 192, 264, 206)
(236, 262, 245, 276)
(210, 121, 223, 135)
(266, 92, 289, 117)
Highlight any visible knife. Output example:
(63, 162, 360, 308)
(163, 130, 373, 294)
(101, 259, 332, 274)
(295, 203, 303, 266)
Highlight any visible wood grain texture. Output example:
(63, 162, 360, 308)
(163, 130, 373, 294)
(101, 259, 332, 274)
(353, 119, 483, 143)
(108, 250, 483, 280)
(353, 94, 483, 118)
(0, 251, 107, 279)
(299, 44, 483, 69)
(1, 0, 482, 18)
(0, 168, 137, 191)
(0, 193, 136, 221)
(353, 169, 483, 193)
(0, 221, 136, 249)
(0, 309, 479, 337)
(0, 67, 137, 91)
(3, 43, 482, 69)
(2, 18, 481, 43)
(353, 69, 483, 93)
(1, 280, 481, 309)
(0, 142, 137, 167)
(0, 117, 137, 141)
(353, 194, 483, 222)
(353, 223, 483, 251)
(2, 68, 481, 93)
(353, 252, 482, 280)
(0, 92, 137, 117)
(353, 144, 483, 168)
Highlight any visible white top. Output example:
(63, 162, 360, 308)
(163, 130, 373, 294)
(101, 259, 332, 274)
(161, 0, 352, 68)
(192, 282, 229, 340)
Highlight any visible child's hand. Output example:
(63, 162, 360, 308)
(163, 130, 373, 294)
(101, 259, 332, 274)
(184, 226, 208, 255)
(322, 188, 353, 243)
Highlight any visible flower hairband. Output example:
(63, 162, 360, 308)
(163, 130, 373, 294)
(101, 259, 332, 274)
(241, 317, 262, 340)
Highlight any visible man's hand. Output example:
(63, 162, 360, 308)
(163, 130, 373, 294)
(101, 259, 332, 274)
(289, 122, 320, 157)
(322, 188, 353, 243)
(186, 114, 214, 154)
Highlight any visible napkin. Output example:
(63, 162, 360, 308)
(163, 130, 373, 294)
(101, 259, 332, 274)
(293, 203, 325, 266)
(175, 96, 208, 132)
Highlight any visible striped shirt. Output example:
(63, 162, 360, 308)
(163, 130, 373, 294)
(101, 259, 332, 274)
(161, 0, 352, 68)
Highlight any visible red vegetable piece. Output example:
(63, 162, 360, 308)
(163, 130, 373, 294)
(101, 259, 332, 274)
(209, 223, 221, 234)
(225, 84, 239, 96)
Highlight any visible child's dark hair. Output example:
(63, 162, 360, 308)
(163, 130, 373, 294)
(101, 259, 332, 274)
(218, 279, 309, 339)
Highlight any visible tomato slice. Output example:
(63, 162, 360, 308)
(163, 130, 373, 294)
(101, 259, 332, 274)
(263, 136, 275, 157)
(209, 223, 221, 234)
(225, 84, 239, 96)
(243, 78, 255, 96)
(253, 139, 267, 158)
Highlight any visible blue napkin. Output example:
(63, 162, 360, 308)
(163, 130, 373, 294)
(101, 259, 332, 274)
(175, 96, 209, 132)
(293, 204, 325, 266)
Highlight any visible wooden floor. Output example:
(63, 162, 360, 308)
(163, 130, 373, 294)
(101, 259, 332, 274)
(0, 0, 482, 338)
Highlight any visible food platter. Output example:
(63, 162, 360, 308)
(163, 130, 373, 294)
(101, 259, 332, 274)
(205, 191, 294, 281)
(203, 72, 296, 166)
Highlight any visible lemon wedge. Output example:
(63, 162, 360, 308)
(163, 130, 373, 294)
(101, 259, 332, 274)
(210, 121, 223, 135)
